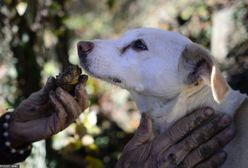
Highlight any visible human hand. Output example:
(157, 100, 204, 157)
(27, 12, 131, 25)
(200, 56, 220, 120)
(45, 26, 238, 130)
(116, 108, 235, 168)
(9, 76, 88, 148)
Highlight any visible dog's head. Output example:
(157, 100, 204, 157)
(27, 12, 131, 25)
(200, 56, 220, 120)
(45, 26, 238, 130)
(77, 28, 229, 103)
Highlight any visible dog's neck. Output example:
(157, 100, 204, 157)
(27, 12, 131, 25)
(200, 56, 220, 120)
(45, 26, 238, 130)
(131, 84, 246, 133)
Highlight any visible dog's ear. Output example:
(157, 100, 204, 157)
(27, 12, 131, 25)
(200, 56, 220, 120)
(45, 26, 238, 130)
(179, 43, 229, 103)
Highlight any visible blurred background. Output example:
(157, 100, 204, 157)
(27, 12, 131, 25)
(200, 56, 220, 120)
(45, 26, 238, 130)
(0, 0, 248, 167)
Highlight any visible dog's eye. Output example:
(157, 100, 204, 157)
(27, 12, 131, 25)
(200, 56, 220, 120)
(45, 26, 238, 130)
(132, 39, 148, 51)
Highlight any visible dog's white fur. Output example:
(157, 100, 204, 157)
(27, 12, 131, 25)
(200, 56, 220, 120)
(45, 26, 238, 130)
(78, 28, 247, 167)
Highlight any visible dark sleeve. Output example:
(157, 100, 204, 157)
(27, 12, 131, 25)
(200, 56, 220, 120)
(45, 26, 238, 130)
(0, 113, 32, 164)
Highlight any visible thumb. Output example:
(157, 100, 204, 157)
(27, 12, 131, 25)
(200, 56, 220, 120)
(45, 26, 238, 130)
(134, 113, 153, 144)
(124, 113, 153, 151)
(41, 77, 56, 95)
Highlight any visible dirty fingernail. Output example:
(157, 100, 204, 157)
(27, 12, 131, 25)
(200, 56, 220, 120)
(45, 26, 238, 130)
(204, 108, 214, 116)
(225, 127, 235, 137)
(220, 115, 232, 126)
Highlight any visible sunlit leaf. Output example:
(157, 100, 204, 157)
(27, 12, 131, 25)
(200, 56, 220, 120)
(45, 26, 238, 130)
(16, 2, 27, 16)
(81, 134, 94, 146)
(64, 15, 87, 30)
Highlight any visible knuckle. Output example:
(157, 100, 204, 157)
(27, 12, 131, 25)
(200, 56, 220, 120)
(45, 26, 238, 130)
(167, 129, 179, 143)
(195, 125, 216, 141)
(201, 122, 214, 133)
(183, 134, 200, 150)
(187, 112, 210, 130)
(184, 128, 215, 151)
(198, 145, 213, 159)
(191, 148, 203, 161)
(204, 115, 222, 130)
(155, 147, 181, 168)
(171, 118, 195, 138)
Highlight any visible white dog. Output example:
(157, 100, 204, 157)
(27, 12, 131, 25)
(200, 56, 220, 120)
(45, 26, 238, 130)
(77, 28, 248, 168)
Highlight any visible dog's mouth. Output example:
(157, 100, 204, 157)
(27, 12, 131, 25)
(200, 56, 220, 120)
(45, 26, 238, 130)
(78, 52, 122, 84)
(108, 77, 122, 83)
(97, 74, 122, 84)
(79, 63, 122, 84)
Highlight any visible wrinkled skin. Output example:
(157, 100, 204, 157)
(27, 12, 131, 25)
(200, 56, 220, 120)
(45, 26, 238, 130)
(116, 108, 235, 168)
(9, 76, 88, 148)
(7, 76, 234, 167)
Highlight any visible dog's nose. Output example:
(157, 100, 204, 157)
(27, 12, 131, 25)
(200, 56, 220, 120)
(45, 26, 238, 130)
(77, 41, 94, 56)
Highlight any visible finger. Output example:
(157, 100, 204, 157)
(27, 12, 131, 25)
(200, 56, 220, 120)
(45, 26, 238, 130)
(194, 151, 227, 168)
(75, 81, 89, 110)
(41, 77, 56, 96)
(50, 91, 65, 116)
(134, 113, 153, 143)
(123, 113, 153, 152)
(154, 107, 215, 151)
(55, 87, 82, 122)
(21, 78, 55, 107)
(179, 126, 235, 168)
(48, 91, 68, 134)
(157, 113, 231, 167)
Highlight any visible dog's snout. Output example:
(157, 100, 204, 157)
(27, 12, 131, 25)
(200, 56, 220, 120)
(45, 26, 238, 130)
(77, 41, 94, 56)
